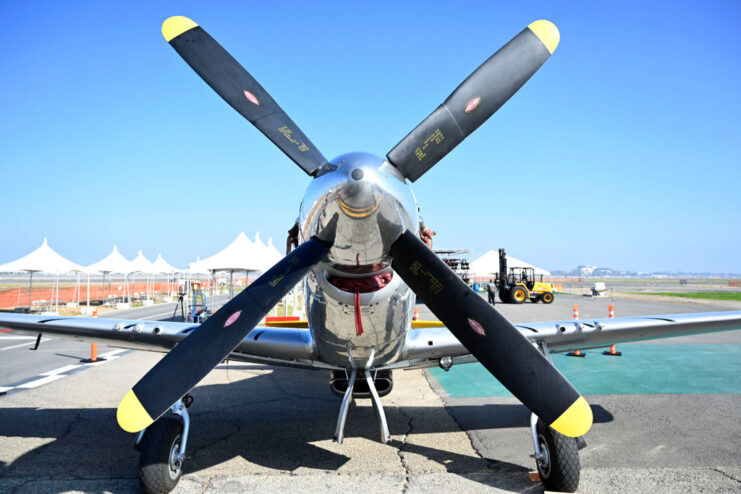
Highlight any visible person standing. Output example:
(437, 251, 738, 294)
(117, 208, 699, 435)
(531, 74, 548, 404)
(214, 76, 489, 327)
(487, 279, 497, 305)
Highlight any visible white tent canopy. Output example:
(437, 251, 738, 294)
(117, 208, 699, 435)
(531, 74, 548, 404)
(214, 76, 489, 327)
(190, 232, 263, 273)
(152, 253, 182, 274)
(0, 237, 85, 274)
(469, 250, 551, 277)
(262, 237, 283, 271)
(187, 256, 211, 274)
(0, 238, 86, 311)
(129, 250, 154, 274)
(86, 245, 133, 274)
(251, 232, 270, 271)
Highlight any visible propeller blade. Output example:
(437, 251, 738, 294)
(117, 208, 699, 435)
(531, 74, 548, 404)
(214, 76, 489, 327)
(386, 20, 560, 182)
(162, 16, 328, 175)
(390, 231, 591, 437)
(117, 238, 329, 433)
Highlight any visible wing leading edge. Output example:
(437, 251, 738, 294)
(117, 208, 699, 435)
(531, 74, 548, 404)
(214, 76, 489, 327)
(0, 313, 329, 369)
(396, 311, 741, 370)
(3, 311, 739, 371)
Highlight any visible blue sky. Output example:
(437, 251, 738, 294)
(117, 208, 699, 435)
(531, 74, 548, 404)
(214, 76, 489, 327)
(1, 1, 739, 273)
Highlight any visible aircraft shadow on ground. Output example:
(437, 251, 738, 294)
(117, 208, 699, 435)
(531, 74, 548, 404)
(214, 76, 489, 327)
(0, 366, 612, 492)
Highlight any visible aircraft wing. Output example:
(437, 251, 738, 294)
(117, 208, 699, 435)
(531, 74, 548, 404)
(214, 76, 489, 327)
(0, 313, 334, 370)
(393, 311, 741, 370)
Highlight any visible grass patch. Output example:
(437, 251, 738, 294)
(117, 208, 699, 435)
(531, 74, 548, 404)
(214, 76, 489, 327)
(629, 291, 741, 301)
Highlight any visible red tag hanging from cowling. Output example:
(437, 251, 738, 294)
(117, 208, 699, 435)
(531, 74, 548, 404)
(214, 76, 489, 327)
(354, 289, 364, 336)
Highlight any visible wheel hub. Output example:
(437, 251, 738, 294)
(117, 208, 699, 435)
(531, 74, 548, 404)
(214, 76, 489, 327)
(537, 433, 551, 477)
(168, 434, 183, 480)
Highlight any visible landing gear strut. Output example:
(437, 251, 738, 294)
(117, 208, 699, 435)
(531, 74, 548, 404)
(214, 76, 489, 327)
(135, 395, 193, 494)
(530, 341, 584, 492)
(530, 413, 581, 492)
(334, 348, 391, 444)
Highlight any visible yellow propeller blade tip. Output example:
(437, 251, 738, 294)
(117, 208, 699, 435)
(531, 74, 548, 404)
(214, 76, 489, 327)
(162, 16, 198, 42)
(117, 390, 154, 433)
(549, 396, 592, 437)
(528, 20, 560, 54)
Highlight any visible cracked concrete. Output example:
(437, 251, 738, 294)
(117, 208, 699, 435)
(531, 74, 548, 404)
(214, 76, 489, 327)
(394, 409, 413, 494)
(0, 347, 526, 493)
(1, 293, 739, 492)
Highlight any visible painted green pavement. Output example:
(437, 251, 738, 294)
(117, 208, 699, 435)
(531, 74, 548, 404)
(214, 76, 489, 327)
(429, 344, 741, 397)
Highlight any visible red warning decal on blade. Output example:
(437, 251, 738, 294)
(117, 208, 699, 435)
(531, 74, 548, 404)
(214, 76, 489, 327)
(243, 90, 260, 105)
(464, 97, 481, 113)
(224, 310, 242, 327)
(467, 318, 486, 336)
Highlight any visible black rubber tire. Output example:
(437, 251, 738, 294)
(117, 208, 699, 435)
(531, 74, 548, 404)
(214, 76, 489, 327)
(535, 419, 580, 492)
(139, 416, 184, 494)
(511, 286, 527, 304)
(542, 292, 554, 304)
(498, 289, 510, 303)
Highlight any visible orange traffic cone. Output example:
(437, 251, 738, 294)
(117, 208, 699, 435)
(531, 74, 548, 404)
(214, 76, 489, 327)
(80, 342, 107, 363)
(603, 304, 622, 355)
(413, 306, 420, 321)
(602, 344, 622, 356)
(567, 305, 585, 356)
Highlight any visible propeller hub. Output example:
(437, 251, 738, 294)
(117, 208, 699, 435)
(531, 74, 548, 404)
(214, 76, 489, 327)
(299, 152, 418, 268)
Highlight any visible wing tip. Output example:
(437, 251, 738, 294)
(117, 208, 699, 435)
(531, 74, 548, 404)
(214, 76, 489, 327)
(549, 395, 592, 437)
(162, 16, 199, 42)
(117, 389, 154, 433)
(528, 19, 560, 54)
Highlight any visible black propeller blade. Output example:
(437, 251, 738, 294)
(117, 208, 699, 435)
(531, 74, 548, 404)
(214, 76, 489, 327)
(386, 20, 559, 182)
(162, 16, 328, 175)
(390, 231, 591, 437)
(117, 238, 329, 432)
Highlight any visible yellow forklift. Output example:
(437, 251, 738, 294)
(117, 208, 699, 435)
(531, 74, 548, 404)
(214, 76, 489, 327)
(496, 248, 554, 304)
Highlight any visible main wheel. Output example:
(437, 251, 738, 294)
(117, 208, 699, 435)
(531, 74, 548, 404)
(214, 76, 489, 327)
(139, 416, 185, 494)
(511, 286, 527, 304)
(498, 289, 510, 303)
(535, 419, 580, 492)
(542, 292, 554, 304)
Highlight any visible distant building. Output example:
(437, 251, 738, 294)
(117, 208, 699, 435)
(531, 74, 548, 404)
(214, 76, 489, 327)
(577, 265, 597, 276)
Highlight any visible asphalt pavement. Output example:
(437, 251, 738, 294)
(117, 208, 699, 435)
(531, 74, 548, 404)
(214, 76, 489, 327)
(0, 295, 230, 396)
(0, 290, 739, 493)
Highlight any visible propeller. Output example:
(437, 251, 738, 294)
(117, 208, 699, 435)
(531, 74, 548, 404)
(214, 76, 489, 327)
(386, 20, 560, 182)
(161, 16, 328, 175)
(390, 231, 592, 437)
(117, 238, 329, 433)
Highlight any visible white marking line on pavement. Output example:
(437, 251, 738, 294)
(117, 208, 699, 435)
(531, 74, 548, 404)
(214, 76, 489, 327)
(0, 338, 51, 351)
(0, 349, 129, 395)
(17, 374, 67, 389)
(40, 364, 83, 376)
(112, 311, 180, 321)
(0, 336, 38, 340)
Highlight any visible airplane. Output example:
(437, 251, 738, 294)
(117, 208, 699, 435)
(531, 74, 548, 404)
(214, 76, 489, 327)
(1, 16, 740, 494)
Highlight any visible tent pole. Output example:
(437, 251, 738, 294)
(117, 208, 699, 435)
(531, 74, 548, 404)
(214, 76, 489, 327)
(229, 270, 234, 299)
(28, 271, 33, 310)
(87, 273, 90, 308)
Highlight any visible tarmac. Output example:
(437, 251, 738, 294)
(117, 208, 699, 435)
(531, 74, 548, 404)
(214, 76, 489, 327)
(1, 289, 740, 493)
